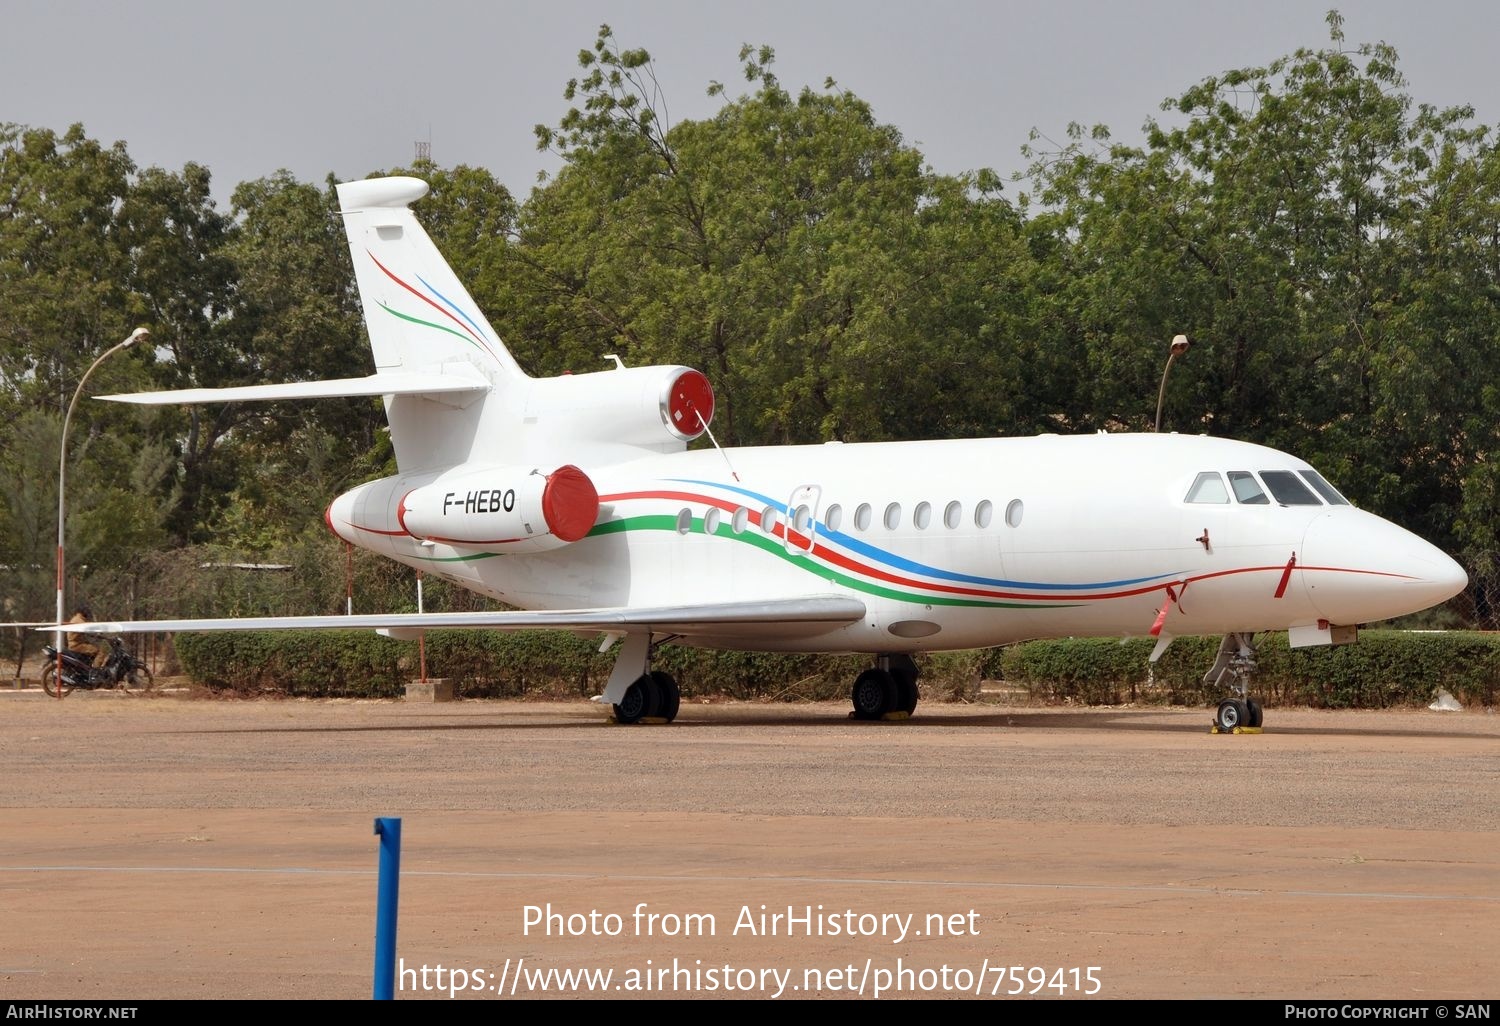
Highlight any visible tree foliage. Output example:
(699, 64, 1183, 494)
(519, 26, 1043, 444)
(1020, 12, 1500, 572)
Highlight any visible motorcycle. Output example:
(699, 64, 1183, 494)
(40, 636, 155, 697)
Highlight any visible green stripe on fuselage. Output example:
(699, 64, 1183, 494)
(588, 515, 1078, 610)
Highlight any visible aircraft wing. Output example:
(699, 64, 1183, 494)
(54, 596, 868, 640)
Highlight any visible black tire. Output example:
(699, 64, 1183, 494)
(650, 670, 680, 723)
(1215, 698, 1247, 731)
(40, 662, 72, 698)
(1247, 699, 1264, 729)
(889, 655, 920, 715)
(894, 676, 919, 715)
(129, 663, 156, 693)
(851, 668, 897, 720)
(613, 674, 661, 724)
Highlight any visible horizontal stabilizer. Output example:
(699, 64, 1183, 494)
(49, 596, 868, 639)
(98, 372, 489, 406)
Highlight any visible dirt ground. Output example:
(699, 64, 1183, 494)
(0, 682, 1496, 1001)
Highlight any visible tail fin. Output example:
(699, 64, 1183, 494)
(104, 178, 698, 474)
(336, 177, 527, 472)
(336, 177, 525, 381)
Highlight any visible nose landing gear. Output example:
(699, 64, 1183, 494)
(1206, 633, 1265, 734)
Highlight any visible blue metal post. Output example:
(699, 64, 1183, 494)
(373, 817, 402, 1000)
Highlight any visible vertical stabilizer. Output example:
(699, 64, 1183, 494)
(336, 177, 523, 379)
(336, 177, 526, 472)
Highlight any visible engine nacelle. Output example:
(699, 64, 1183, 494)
(398, 464, 600, 552)
(523, 364, 715, 453)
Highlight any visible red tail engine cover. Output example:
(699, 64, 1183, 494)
(398, 464, 600, 553)
(661, 368, 714, 441)
(523, 365, 714, 451)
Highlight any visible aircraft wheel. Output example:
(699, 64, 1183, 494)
(613, 674, 661, 724)
(1247, 699, 1263, 729)
(889, 657, 919, 715)
(851, 669, 897, 720)
(650, 670, 680, 723)
(894, 676, 919, 715)
(1215, 698, 1248, 731)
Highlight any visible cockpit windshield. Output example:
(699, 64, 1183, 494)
(1185, 472, 1229, 504)
(1186, 467, 1353, 507)
(1227, 471, 1269, 505)
(1299, 469, 1350, 505)
(1259, 470, 1322, 505)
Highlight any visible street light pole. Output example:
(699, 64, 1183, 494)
(1154, 333, 1192, 433)
(54, 327, 150, 696)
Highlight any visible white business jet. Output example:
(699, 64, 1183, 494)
(86, 176, 1468, 730)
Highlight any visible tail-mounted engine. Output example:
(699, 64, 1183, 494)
(523, 364, 715, 453)
(398, 464, 600, 553)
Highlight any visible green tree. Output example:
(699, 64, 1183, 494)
(1020, 11, 1499, 563)
(0, 124, 169, 629)
(0, 123, 142, 410)
(520, 27, 1039, 445)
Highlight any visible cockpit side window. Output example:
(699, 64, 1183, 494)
(1300, 470, 1350, 505)
(1260, 470, 1322, 505)
(1185, 471, 1230, 504)
(1228, 471, 1269, 504)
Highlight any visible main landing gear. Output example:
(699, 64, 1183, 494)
(602, 636, 921, 725)
(613, 669, 681, 725)
(603, 633, 682, 724)
(850, 654, 920, 721)
(1205, 632, 1264, 733)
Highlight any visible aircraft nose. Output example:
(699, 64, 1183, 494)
(1301, 510, 1468, 623)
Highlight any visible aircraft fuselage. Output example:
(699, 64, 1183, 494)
(328, 431, 1464, 654)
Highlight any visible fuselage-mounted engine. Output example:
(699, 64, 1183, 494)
(519, 365, 715, 458)
(398, 464, 600, 553)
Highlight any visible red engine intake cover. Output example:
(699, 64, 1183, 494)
(541, 465, 600, 543)
(664, 369, 714, 440)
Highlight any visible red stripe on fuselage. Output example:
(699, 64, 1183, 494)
(597, 489, 1417, 605)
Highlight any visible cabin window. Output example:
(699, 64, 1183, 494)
(761, 506, 781, 534)
(1259, 470, 1322, 506)
(1005, 499, 1024, 528)
(1185, 471, 1230, 504)
(943, 501, 962, 529)
(732, 507, 749, 533)
(825, 504, 843, 532)
(854, 503, 872, 531)
(975, 500, 994, 529)
(1300, 470, 1350, 505)
(676, 508, 693, 535)
(1228, 471, 1269, 505)
(703, 507, 721, 535)
(792, 504, 813, 534)
(884, 503, 902, 530)
(914, 501, 932, 529)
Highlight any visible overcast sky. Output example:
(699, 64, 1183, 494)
(6, 0, 1498, 209)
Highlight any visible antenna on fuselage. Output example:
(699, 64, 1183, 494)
(1154, 333, 1191, 433)
(696, 410, 740, 483)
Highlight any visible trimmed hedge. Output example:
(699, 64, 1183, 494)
(1001, 631, 1500, 708)
(173, 629, 1497, 707)
(173, 630, 991, 701)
